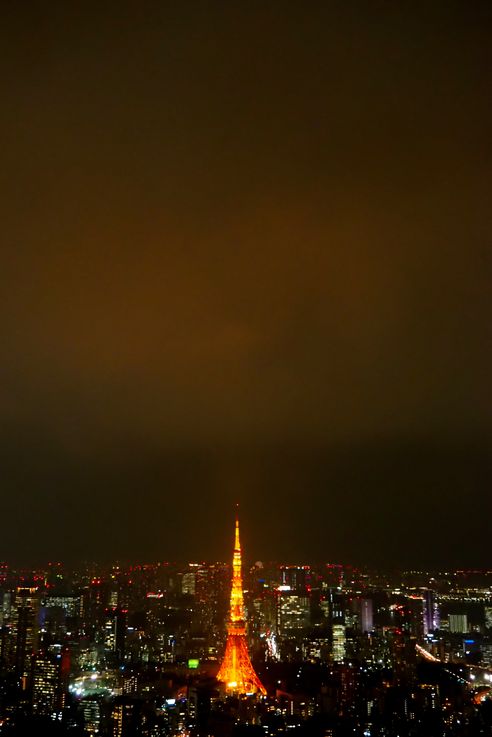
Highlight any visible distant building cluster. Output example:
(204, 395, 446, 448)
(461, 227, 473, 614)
(1, 556, 492, 735)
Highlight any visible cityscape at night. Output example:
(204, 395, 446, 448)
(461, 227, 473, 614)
(3, 520, 492, 735)
(1, 1, 491, 735)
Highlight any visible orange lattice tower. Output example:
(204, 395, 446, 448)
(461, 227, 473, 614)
(216, 514, 266, 695)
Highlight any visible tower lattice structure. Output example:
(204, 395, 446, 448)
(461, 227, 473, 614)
(216, 517, 266, 695)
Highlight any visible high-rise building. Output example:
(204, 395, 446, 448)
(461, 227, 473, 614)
(277, 566, 311, 636)
(12, 586, 40, 687)
(332, 624, 346, 663)
(329, 591, 345, 623)
(81, 699, 101, 735)
(423, 590, 440, 634)
(32, 652, 63, 716)
(280, 566, 310, 591)
(360, 598, 374, 633)
(216, 515, 266, 695)
(449, 613, 468, 634)
(104, 607, 127, 662)
(0, 591, 12, 627)
(484, 606, 492, 630)
(277, 593, 310, 634)
(349, 597, 374, 633)
(182, 572, 196, 595)
(482, 642, 492, 666)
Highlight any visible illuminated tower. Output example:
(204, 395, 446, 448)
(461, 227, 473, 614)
(217, 516, 266, 695)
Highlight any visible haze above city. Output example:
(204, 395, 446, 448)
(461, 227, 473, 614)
(1, 2, 491, 567)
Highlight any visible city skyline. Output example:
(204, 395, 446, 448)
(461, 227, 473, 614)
(1, 2, 491, 734)
(2, 537, 492, 735)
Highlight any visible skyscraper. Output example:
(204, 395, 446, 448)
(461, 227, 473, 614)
(332, 623, 346, 663)
(449, 613, 468, 634)
(216, 516, 266, 695)
(103, 606, 127, 662)
(360, 598, 374, 633)
(13, 586, 40, 688)
(32, 651, 63, 716)
(277, 592, 310, 634)
(423, 589, 440, 635)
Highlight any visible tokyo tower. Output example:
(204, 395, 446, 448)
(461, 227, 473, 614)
(216, 515, 266, 695)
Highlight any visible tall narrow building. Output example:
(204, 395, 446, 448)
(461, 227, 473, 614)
(13, 586, 40, 688)
(217, 516, 266, 695)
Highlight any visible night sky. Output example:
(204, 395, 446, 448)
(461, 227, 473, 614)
(1, 2, 491, 568)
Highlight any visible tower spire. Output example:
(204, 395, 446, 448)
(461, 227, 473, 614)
(216, 513, 266, 695)
(234, 505, 240, 551)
